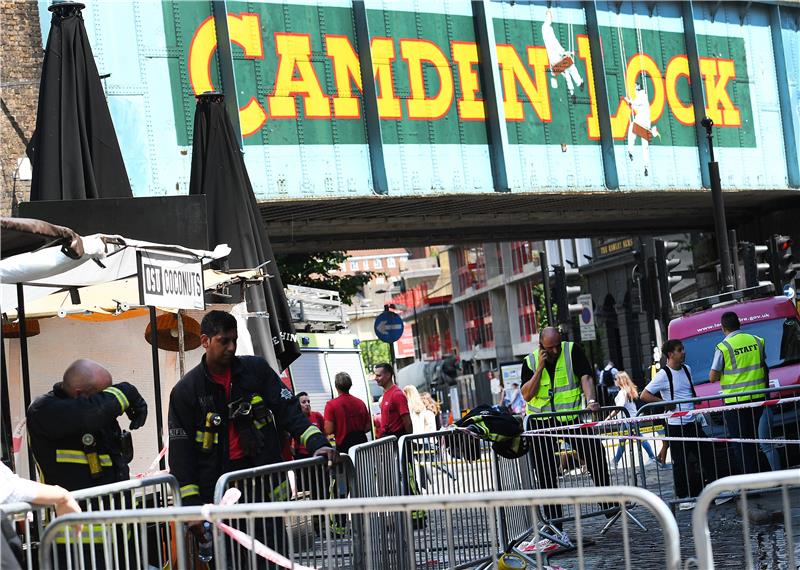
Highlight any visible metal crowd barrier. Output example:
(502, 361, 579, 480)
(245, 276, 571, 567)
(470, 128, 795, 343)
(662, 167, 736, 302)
(2, 474, 182, 570)
(2, 501, 38, 570)
(689, 469, 800, 570)
(349, 436, 404, 569)
(635, 385, 800, 508)
(213, 455, 356, 569)
(399, 429, 514, 568)
(524, 406, 649, 534)
(39, 487, 683, 570)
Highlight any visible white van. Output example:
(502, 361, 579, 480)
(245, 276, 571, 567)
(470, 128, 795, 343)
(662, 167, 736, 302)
(283, 332, 374, 420)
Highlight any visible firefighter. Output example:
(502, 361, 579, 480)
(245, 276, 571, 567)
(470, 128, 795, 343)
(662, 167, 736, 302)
(27, 359, 148, 491)
(26, 359, 147, 569)
(168, 310, 337, 562)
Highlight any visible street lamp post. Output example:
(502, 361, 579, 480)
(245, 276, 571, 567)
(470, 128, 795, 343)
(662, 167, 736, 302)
(702, 117, 735, 292)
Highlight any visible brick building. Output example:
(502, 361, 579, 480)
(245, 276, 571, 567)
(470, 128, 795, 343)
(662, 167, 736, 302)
(0, 1, 42, 215)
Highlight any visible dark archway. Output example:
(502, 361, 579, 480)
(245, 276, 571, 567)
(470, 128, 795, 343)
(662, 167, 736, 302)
(623, 289, 644, 387)
(602, 294, 623, 369)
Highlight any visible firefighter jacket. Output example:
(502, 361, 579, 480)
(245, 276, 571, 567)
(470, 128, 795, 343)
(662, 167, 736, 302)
(167, 354, 328, 505)
(27, 383, 134, 491)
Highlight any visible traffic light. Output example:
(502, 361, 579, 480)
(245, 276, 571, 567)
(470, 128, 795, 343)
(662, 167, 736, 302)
(552, 264, 582, 326)
(769, 235, 797, 289)
(739, 242, 771, 289)
(654, 239, 682, 319)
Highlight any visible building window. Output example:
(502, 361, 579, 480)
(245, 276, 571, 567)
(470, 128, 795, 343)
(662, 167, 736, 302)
(350, 260, 359, 271)
(339, 263, 347, 273)
(387, 257, 396, 268)
(516, 281, 538, 343)
(374, 258, 383, 269)
(510, 241, 539, 274)
(463, 296, 494, 349)
(454, 246, 486, 295)
(496, 243, 504, 276)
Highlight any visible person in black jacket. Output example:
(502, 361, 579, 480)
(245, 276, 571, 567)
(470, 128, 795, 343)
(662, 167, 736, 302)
(168, 311, 337, 565)
(27, 359, 148, 491)
(27, 359, 147, 569)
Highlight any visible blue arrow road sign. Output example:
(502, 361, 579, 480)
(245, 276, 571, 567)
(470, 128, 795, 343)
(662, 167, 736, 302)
(374, 311, 404, 343)
(784, 284, 796, 300)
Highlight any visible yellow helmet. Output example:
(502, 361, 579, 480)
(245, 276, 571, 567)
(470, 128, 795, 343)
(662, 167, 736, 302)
(498, 552, 527, 569)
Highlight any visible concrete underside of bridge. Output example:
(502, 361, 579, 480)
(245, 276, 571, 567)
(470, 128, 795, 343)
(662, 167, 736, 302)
(261, 189, 799, 253)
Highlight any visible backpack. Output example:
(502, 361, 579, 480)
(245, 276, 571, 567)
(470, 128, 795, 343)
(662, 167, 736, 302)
(601, 368, 615, 387)
(662, 365, 696, 411)
(451, 405, 529, 460)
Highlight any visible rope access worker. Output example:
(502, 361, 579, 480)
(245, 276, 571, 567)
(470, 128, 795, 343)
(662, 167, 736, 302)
(168, 310, 337, 563)
(27, 358, 148, 490)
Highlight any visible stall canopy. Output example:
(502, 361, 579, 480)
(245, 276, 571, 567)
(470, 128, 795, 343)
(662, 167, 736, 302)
(4, 269, 262, 321)
(0, 217, 231, 312)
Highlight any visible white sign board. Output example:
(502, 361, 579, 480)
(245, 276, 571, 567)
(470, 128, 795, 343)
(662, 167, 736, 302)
(578, 293, 596, 341)
(137, 250, 205, 310)
(500, 362, 523, 384)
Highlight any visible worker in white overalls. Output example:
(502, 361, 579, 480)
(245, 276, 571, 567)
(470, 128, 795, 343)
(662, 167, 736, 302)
(542, 9, 583, 100)
(625, 79, 659, 177)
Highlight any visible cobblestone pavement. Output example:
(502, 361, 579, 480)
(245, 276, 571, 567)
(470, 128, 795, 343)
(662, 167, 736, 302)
(545, 480, 799, 569)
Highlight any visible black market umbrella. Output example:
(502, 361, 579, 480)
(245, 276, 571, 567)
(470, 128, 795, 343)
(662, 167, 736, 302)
(27, 1, 132, 201)
(189, 92, 301, 370)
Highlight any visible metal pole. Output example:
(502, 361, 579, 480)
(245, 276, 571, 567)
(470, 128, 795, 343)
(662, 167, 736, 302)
(540, 250, 554, 327)
(211, 0, 243, 147)
(148, 307, 166, 470)
(702, 117, 734, 292)
(1, 340, 13, 470)
(729, 229, 741, 290)
(15, 284, 36, 478)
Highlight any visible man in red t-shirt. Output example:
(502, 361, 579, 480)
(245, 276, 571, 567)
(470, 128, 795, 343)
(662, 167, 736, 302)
(293, 392, 325, 459)
(324, 372, 371, 453)
(375, 363, 412, 438)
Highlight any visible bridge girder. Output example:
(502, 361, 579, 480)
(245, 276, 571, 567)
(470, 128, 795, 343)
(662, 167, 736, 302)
(260, 190, 799, 253)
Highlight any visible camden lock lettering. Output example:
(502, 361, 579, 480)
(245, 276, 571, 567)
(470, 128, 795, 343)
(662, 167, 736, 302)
(180, 9, 750, 145)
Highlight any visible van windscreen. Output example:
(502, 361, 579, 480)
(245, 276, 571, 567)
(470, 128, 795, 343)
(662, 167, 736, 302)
(682, 317, 800, 384)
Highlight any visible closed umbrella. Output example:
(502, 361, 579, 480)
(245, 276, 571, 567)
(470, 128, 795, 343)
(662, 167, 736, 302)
(189, 92, 301, 370)
(27, 1, 132, 200)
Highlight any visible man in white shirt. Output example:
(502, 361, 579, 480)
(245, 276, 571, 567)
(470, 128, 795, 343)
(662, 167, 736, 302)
(642, 339, 714, 504)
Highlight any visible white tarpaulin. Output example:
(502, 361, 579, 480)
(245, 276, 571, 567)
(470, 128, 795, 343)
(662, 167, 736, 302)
(1, 237, 230, 312)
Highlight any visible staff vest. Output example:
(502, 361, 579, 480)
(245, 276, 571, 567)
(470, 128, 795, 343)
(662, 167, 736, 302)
(715, 332, 767, 403)
(523, 342, 582, 422)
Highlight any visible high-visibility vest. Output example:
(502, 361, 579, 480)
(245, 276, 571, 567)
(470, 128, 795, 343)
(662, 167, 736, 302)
(524, 342, 582, 422)
(715, 332, 767, 403)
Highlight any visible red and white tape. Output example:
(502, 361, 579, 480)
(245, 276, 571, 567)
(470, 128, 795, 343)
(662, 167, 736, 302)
(522, 430, 800, 446)
(201, 488, 317, 570)
(12, 419, 26, 453)
(135, 445, 169, 478)
(523, 395, 800, 436)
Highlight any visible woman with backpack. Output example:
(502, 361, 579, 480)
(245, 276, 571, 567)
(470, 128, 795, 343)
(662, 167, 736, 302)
(609, 372, 659, 467)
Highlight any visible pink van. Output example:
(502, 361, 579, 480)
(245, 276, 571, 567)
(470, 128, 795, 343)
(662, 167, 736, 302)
(668, 295, 800, 402)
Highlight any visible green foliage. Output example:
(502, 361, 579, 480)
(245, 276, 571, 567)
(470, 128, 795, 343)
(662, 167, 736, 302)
(532, 283, 556, 330)
(276, 251, 378, 305)
(360, 339, 390, 372)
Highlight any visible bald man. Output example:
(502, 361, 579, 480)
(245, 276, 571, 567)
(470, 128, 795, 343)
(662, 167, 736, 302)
(520, 327, 611, 546)
(27, 359, 148, 491)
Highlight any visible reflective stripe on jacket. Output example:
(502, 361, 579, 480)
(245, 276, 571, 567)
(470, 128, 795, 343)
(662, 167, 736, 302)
(524, 341, 582, 421)
(716, 332, 767, 403)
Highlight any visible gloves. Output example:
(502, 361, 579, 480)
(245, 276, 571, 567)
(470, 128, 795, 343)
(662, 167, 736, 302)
(115, 382, 148, 430)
